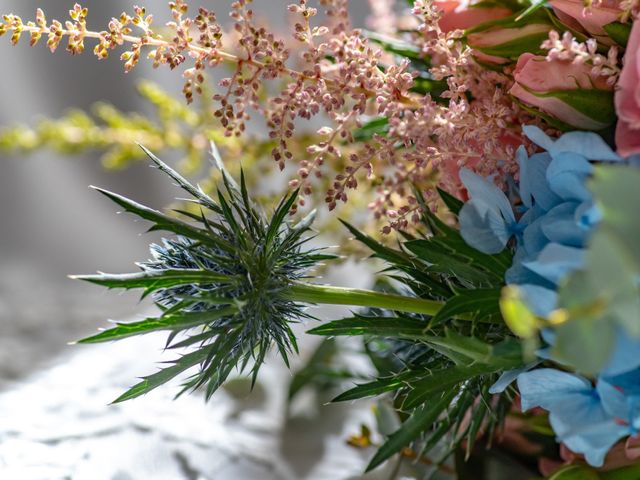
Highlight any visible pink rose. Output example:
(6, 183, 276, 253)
(615, 20, 640, 157)
(550, 0, 622, 44)
(510, 53, 615, 130)
(467, 23, 553, 62)
(435, 0, 512, 33)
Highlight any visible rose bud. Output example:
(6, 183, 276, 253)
(549, 0, 623, 45)
(465, 10, 553, 64)
(510, 53, 615, 130)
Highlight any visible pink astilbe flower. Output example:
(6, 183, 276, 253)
(1, 0, 533, 231)
(541, 30, 620, 84)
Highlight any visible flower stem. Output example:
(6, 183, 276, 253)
(287, 282, 448, 317)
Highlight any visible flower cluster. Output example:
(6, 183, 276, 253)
(461, 126, 621, 314)
(0, 1, 529, 229)
(458, 127, 640, 468)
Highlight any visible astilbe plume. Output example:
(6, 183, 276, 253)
(0, 0, 528, 232)
(74, 145, 331, 402)
(541, 30, 621, 84)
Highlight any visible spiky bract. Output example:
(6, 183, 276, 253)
(75, 145, 332, 402)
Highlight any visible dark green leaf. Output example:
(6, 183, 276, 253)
(437, 187, 463, 216)
(430, 288, 502, 325)
(112, 346, 213, 403)
(79, 306, 237, 344)
(603, 21, 632, 47)
(72, 269, 232, 294)
(366, 389, 456, 471)
(308, 314, 427, 337)
(333, 371, 424, 402)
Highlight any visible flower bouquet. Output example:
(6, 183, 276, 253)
(2, 0, 640, 478)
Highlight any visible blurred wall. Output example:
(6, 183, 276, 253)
(0, 0, 371, 385)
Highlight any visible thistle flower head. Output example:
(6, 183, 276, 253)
(74, 145, 332, 402)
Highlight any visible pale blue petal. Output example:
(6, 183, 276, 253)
(551, 131, 621, 162)
(601, 333, 640, 378)
(522, 125, 556, 152)
(520, 284, 558, 316)
(597, 378, 628, 419)
(523, 243, 585, 285)
(547, 153, 594, 202)
(459, 200, 511, 254)
(459, 169, 515, 224)
(575, 202, 601, 230)
(523, 126, 621, 161)
(522, 215, 549, 256)
(517, 368, 592, 412)
(489, 361, 540, 394)
(505, 250, 555, 288)
(518, 368, 627, 467)
(540, 202, 587, 247)
(541, 328, 555, 345)
(550, 410, 627, 467)
(518, 149, 560, 211)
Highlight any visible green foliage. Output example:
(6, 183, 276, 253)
(603, 21, 632, 47)
(309, 190, 519, 470)
(75, 146, 331, 402)
(544, 463, 640, 480)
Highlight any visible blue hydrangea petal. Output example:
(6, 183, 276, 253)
(540, 202, 587, 247)
(523, 243, 585, 285)
(546, 153, 594, 202)
(597, 378, 631, 420)
(603, 368, 640, 397)
(522, 215, 550, 256)
(505, 250, 556, 288)
(601, 333, 640, 378)
(522, 126, 621, 162)
(518, 148, 560, 211)
(575, 202, 602, 230)
(459, 169, 515, 224)
(518, 368, 627, 467)
(517, 368, 592, 411)
(522, 125, 556, 153)
(488, 361, 540, 394)
(459, 200, 512, 254)
(550, 411, 628, 467)
(519, 284, 558, 317)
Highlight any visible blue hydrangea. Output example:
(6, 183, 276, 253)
(458, 126, 640, 466)
(516, 368, 633, 467)
(460, 125, 621, 317)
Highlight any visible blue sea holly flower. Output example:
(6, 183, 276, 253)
(458, 168, 518, 254)
(517, 368, 629, 467)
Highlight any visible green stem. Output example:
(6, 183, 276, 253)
(286, 282, 445, 316)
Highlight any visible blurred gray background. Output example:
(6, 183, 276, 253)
(0, 0, 372, 388)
